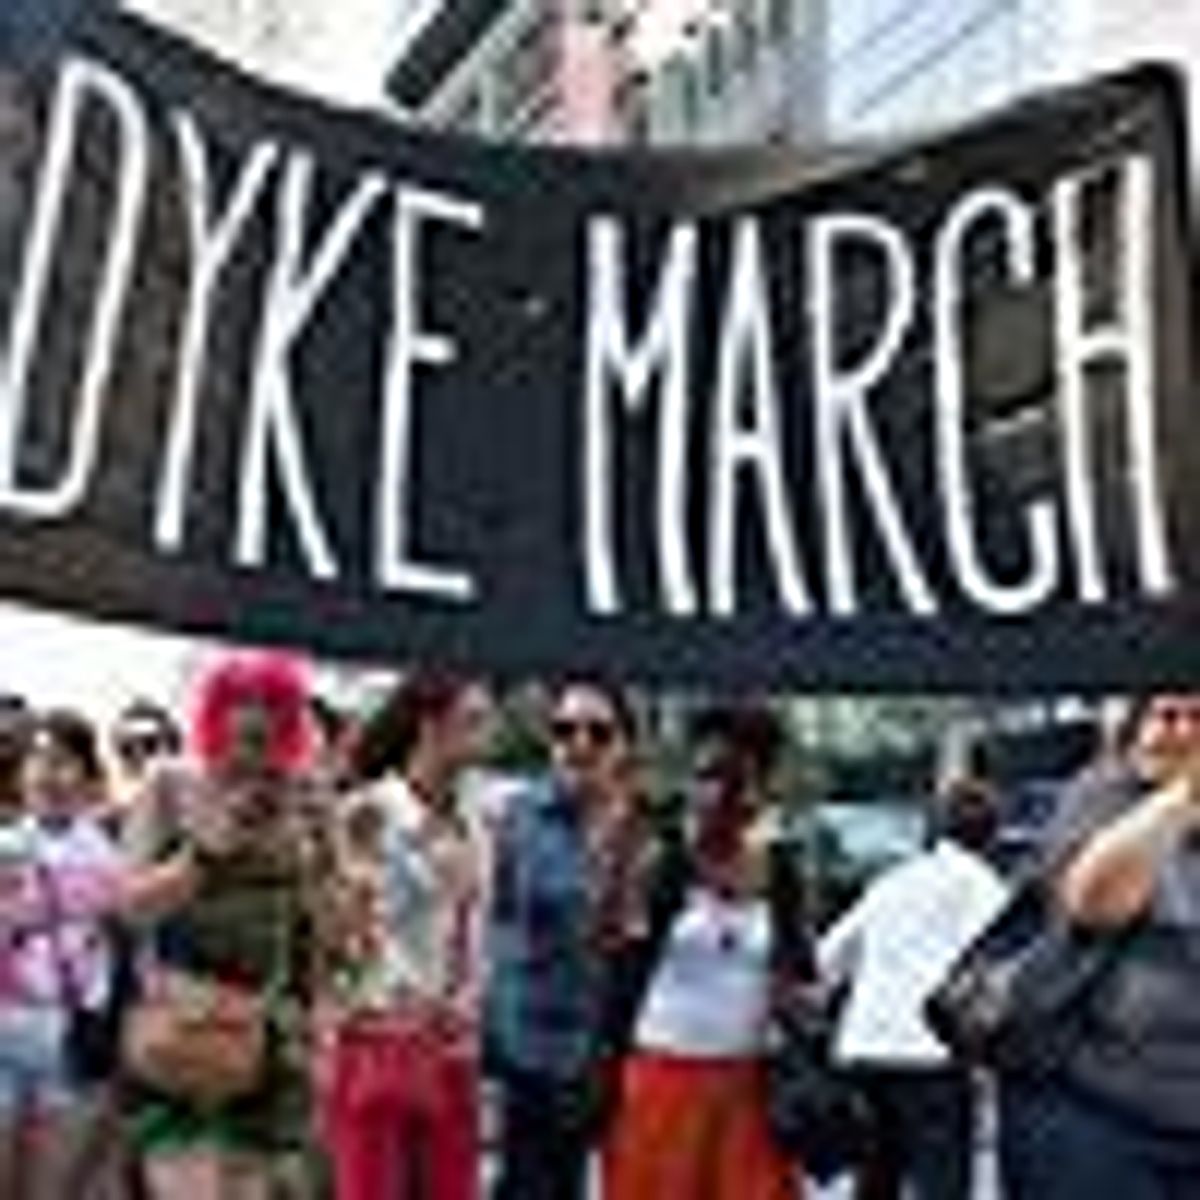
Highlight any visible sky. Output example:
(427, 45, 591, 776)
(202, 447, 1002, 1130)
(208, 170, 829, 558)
(0, 601, 201, 724)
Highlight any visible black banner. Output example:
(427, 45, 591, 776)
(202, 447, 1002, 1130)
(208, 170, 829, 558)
(0, 6, 1195, 688)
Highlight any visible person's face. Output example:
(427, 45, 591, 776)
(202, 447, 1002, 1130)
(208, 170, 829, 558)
(225, 699, 275, 777)
(1132, 694, 1200, 785)
(113, 717, 174, 777)
(429, 684, 494, 776)
(23, 729, 90, 820)
(549, 686, 630, 800)
(690, 739, 759, 859)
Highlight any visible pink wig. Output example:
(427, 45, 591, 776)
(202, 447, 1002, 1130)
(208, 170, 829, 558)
(189, 651, 313, 773)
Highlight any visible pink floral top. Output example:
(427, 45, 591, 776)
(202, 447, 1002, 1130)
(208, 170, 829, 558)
(0, 815, 124, 1008)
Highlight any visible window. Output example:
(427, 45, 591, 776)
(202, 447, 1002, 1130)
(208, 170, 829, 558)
(679, 56, 703, 132)
(493, 8, 558, 133)
(733, 7, 759, 74)
(440, 87, 485, 134)
(615, 70, 650, 143)
(508, 88, 561, 139)
(704, 22, 727, 97)
(766, 0, 793, 42)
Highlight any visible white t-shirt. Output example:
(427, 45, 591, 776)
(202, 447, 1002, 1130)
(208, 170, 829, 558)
(635, 887, 772, 1058)
(819, 839, 1009, 1066)
(361, 777, 490, 1020)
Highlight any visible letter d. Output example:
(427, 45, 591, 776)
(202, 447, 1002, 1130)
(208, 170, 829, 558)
(0, 55, 149, 518)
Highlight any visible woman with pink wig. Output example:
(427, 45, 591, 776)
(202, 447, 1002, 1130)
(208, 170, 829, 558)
(121, 651, 327, 1200)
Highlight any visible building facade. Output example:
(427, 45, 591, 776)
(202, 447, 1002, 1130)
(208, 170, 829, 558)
(386, 0, 826, 146)
(388, 0, 625, 143)
(124, 0, 417, 106)
(611, 0, 825, 145)
(822, 0, 1069, 139)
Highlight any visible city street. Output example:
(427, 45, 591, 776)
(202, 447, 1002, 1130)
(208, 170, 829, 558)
(0, 2, 1198, 1199)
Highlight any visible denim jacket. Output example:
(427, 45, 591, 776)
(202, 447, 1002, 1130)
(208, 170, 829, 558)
(485, 779, 602, 1080)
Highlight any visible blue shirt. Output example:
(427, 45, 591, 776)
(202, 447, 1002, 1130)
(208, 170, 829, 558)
(485, 779, 603, 1080)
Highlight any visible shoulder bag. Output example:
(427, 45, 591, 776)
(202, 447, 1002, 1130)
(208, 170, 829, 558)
(764, 841, 875, 1182)
(924, 873, 1130, 1079)
(121, 854, 293, 1107)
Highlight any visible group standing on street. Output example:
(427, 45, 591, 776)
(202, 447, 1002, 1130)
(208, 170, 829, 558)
(1, 660, 1200, 1199)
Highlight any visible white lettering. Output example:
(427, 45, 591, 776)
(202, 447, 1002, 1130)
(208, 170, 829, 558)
(234, 152, 386, 578)
(376, 185, 484, 601)
(583, 217, 698, 615)
(154, 113, 278, 551)
(934, 187, 1059, 613)
(809, 213, 936, 616)
(0, 56, 149, 518)
(708, 218, 811, 616)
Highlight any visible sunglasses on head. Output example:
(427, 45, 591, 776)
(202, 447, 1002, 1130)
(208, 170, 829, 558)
(116, 733, 170, 761)
(550, 717, 618, 748)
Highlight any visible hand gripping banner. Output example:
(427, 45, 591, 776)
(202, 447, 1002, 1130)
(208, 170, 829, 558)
(0, 6, 1194, 688)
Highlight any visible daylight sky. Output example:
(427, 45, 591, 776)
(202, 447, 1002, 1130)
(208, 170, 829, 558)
(0, 601, 200, 725)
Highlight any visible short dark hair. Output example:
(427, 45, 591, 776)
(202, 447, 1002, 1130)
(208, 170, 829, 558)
(34, 708, 104, 783)
(935, 774, 999, 852)
(690, 703, 784, 781)
(113, 699, 181, 753)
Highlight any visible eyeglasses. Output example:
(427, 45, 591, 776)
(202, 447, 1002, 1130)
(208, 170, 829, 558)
(115, 734, 170, 762)
(1147, 701, 1200, 728)
(550, 718, 618, 749)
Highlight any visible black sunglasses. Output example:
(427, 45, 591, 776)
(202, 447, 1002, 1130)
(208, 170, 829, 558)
(115, 733, 171, 761)
(550, 717, 618, 748)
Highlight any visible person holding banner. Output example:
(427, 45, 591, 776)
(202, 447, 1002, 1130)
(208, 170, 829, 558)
(318, 671, 494, 1200)
(998, 694, 1200, 1199)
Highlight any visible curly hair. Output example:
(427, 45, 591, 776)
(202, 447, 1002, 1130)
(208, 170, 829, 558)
(189, 651, 313, 773)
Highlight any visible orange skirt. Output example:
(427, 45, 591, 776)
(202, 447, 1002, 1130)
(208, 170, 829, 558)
(602, 1050, 803, 1200)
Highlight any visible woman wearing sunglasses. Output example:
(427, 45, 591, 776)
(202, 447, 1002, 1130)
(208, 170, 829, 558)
(486, 677, 646, 1200)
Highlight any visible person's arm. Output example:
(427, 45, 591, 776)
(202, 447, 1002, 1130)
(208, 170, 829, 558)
(0, 845, 199, 934)
(115, 851, 201, 919)
(119, 770, 244, 921)
(1059, 776, 1200, 928)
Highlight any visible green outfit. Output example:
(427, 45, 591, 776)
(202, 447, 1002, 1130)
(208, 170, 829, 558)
(130, 826, 315, 1156)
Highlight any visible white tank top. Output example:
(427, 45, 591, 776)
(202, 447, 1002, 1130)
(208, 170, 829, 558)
(635, 887, 772, 1057)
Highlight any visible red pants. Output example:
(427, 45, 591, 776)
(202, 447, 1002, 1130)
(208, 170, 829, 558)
(602, 1051, 801, 1200)
(323, 1015, 478, 1200)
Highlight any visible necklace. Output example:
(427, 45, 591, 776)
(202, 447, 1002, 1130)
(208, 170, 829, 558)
(705, 890, 748, 954)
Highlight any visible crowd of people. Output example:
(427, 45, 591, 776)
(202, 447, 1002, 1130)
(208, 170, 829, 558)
(0, 653, 1198, 1200)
